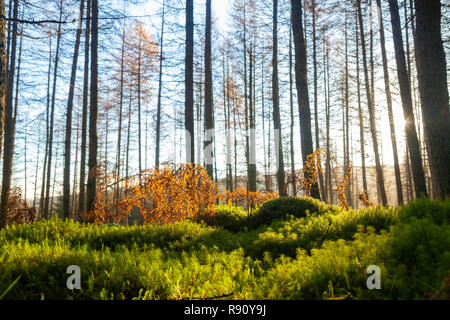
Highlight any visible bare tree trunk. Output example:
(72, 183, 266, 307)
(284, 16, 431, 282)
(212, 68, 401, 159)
(155, 0, 165, 168)
(272, 0, 286, 196)
(356, 0, 388, 206)
(289, 28, 296, 196)
(79, 0, 91, 218)
(63, 0, 85, 219)
(137, 27, 142, 181)
(126, 87, 132, 179)
(87, 0, 99, 213)
(39, 35, 52, 219)
(13, 12, 23, 198)
(43, 2, 63, 219)
(50, 137, 60, 217)
(0, 0, 6, 157)
(355, 11, 368, 196)
(311, 1, 324, 199)
(33, 124, 42, 209)
(248, 43, 256, 193)
(291, 0, 320, 199)
(343, 8, 352, 207)
(323, 30, 330, 202)
(0, 0, 18, 227)
(413, 0, 450, 199)
(71, 113, 80, 217)
(388, 0, 428, 199)
(204, 0, 214, 178)
(376, 0, 403, 205)
(114, 29, 125, 207)
(185, 0, 194, 163)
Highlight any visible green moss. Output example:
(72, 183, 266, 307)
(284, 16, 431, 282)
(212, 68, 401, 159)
(0, 197, 448, 300)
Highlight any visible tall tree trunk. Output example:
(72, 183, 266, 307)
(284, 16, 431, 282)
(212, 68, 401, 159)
(311, 0, 324, 199)
(289, 28, 296, 196)
(355, 11, 368, 196)
(0, 0, 18, 227)
(43, 2, 63, 219)
(13, 13, 23, 197)
(273, 0, 286, 196)
(87, 0, 99, 213)
(356, 0, 388, 206)
(343, 8, 352, 207)
(185, 0, 194, 163)
(413, 0, 450, 199)
(137, 26, 142, 181)
(50, 137, 60, 216)
(39, 35, 52, 219)
(248, 43, 256, 193)
(322, 30, 330, 202)
(79, 0, 91, 217)
(63, 0, 85, 219)
(33, 124, 42, 208)
(204, 0, 214, 178)
(376, 0, 403, 205)
(291, 0, 320, 199)
(223, 47, 231, 191)
(155, 0, 165, 168)
(388, 0, 428, 199)
(126, 87, 132, 180)
(114, 29, 125, 208)
(0, 0, 6, 157)
(71, 113, 80, 216)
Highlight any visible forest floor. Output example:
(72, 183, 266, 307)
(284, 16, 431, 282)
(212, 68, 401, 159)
(0, 197, 449, 300)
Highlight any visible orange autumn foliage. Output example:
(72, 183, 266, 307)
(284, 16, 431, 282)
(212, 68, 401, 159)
(286, 148, 325, 197)
(359, 190, 374, 207)
(85, 164, 217, 225)
(336, 163, 353, 211)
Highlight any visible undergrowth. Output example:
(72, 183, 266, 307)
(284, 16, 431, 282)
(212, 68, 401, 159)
(0, 197, 448, 300)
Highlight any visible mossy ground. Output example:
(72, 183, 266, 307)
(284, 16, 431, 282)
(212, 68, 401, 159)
(0, 197, 448, 300)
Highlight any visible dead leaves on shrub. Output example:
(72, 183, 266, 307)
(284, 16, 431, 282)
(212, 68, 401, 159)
(85, 164, 217, 225)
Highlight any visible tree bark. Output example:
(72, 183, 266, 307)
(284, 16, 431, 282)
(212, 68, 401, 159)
(0, 0, 18, 227)
(273, 0, 286, 196)
(311, 0, 324, 199)
(356, 0, 388, 206)
(388, 0, 428, 199)
(79, 0, 91, 217)
(413, 0, 450, 199)
(376, 0, 403, 205)
(0, 0, 6, 157)
(185, 0, 194, 163)
(291, 0, 320, 199)
(43, 2, 63, 219)
(155, 0, 165, 168)
(289, 27, 296, 196)
(63, 0, 85, 219)
(87, 0, 99, 213)
(204, 0, 214, 178)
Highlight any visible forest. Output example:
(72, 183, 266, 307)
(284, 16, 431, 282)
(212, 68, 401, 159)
(0, 0, 449, 301)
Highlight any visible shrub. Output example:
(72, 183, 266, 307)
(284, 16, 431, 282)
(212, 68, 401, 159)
(245, 205, 398, 259)
(398, 196, 450, 225)
(216, 186, 278, 209)
(248, 197, 341, 228)
(200, 204, 251, 232)
(85, 164, 217, 225)
(1, 187, 37, 226)
(387, 216, 450, 299)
